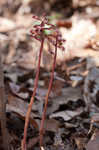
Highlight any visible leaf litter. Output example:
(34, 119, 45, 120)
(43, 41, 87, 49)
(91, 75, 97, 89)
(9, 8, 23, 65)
(1, 0, 99, 150)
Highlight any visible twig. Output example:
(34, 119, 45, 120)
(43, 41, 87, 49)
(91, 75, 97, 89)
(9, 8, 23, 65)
(0, 52, 9, 150)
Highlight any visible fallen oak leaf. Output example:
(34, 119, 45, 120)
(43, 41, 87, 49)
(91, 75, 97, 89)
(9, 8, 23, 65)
(50, 108, 83, 121)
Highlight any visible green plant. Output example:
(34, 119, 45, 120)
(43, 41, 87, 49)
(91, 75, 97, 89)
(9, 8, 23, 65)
(22, 14, 65, 150)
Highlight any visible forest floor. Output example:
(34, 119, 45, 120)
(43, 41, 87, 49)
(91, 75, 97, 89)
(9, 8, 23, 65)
(1, 0, 99, 150)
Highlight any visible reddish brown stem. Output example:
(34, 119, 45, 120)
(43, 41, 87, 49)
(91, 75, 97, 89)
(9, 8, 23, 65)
(39, 37, 58, 147)
(22, 38, 44, 150)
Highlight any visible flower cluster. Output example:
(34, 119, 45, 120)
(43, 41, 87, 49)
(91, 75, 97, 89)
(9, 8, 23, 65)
(30, 14, 65, 51)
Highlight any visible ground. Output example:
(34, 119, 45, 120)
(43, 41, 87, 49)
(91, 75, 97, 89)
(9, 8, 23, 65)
(0, 0, 99, 150)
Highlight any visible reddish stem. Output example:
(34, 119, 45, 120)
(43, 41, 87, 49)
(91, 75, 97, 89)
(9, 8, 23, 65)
(39, 36, 58, 147)
(22, 38, 44, 150)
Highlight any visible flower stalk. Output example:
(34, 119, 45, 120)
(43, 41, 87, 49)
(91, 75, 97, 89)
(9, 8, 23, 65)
(22, 14, 65, 150)
(40, 36, 58, 147)
(22, 38, 44, 150)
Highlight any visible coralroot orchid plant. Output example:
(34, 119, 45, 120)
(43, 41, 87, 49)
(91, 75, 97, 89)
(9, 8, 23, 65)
(22, 14, 65, 150)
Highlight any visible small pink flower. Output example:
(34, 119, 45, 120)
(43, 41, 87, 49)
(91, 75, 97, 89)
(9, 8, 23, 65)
(30, 14, 65, 51)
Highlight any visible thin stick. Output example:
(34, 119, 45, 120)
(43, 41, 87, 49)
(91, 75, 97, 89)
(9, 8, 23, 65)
(39, 37, 58, 147)
(22, 38, 44, 150)
(0, 54, 9, 150)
